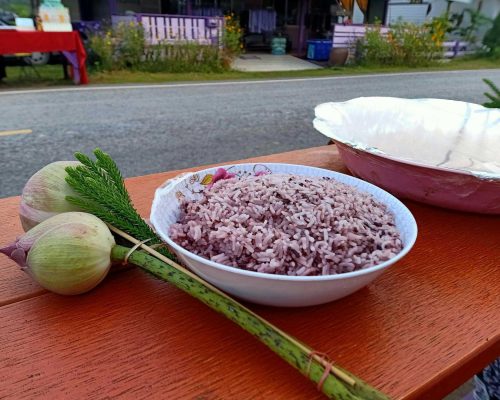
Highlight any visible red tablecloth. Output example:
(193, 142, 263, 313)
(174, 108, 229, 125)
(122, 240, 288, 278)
(0, 30, 88, 84)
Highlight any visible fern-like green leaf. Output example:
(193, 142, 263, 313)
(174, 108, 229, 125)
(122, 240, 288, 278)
(483, 79, 500, 109)
(484, 79, 500, 96)
(65, 149, 176, 260)
(94, 149, 130, 202)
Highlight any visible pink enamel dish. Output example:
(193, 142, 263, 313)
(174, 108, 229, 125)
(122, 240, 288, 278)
(314, 97, 500, 214)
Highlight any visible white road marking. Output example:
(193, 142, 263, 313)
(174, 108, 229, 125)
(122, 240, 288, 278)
(0, 129, 32, 137)
(0, 69, 498, 96)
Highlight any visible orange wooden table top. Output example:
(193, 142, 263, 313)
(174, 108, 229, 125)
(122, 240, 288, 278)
(0, 146, 499, 400)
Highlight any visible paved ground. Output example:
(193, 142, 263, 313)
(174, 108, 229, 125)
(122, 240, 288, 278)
(233, 53, 322, 71)
(1, 68, 499, 199)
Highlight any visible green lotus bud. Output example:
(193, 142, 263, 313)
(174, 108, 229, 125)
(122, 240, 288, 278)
(7, 212, 104, 254)
(20, 161, 82, 232)
(1, 212, 115, 295)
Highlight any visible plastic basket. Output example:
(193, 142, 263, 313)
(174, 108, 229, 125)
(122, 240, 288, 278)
(307, 40, 333, 61)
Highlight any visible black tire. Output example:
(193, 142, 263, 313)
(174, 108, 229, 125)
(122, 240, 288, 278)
(24, 52, 50, 65)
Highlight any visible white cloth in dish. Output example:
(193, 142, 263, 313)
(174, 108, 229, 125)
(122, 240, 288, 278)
(314, 97, 500, 177)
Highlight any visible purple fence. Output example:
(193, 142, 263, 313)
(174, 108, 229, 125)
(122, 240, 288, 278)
(136, 13, 224, 46)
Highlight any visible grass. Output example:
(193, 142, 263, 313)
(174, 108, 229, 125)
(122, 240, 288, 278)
(1, 57, 498, 88)
(1, 64, 70, 87)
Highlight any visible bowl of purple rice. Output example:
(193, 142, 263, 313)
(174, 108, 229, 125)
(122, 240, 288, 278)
(150, 163, 417, 307)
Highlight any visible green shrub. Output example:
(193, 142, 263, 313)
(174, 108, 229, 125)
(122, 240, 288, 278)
(88, 31, 114, 72)
(143, 42, 225, 73)
(222, 14, 243, 67)
(88, 22, 226, 73)
(483, 13, 500, 57)
(358, 25, 393, 65)
(449, 8, 492, 47)
(88, 23, 144, 72)
(113, 21, 146, 70)
(391, 22, 443, 66)
(356, 21, 443, 67)
(2, 3, 32, 17)
(425, 15, 450, 46)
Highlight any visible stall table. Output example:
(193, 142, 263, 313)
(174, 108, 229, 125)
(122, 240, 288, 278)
(0, 146, 498, 399)
(0, 30, 88, 84)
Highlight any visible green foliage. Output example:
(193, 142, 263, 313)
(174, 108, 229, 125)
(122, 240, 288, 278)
(88, 22, 145, 71)
(88, 21, 227, 73)
(392, 22, 443, 65)
(1, 2, 32, 18)
(88, 31, 114, 72)
(357, 21, 443, 67)
(425, 15, 451, 43)
(483, 79, 500, 109)
(113, 21, 146, 70)
(143, 42, 225, 73)
(358, 25, 393, 65)
(65, 149, 175, 260)
(222, 14, 243, 67)
(483, 13, 500, 57)
(449, 8, 492, 46)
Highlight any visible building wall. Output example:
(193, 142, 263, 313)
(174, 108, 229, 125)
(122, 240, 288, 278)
(94, 0, 111, 19)
(140, 0, 161, 13)
(117, 1, 143, 14)
(483, 0, 500, 18)
(63, 0, 81, 20)
(388, 0, 500, 20)
(427, 0, 500, 19)
(428, 0, 499, 38)
(386, 0, 499, 38)
(353, 2, 365, 23)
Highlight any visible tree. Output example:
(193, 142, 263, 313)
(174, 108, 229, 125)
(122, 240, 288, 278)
(483, 13, 500, 56)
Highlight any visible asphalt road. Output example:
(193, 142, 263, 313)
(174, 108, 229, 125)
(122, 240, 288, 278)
(1, 69, 499, 198)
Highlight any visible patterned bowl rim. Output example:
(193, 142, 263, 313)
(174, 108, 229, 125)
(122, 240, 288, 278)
(151, 163, 419, 282)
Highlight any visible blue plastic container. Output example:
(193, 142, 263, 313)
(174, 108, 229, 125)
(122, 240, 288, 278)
(271, 37, 287, 55)
(306, 40, 333, 61)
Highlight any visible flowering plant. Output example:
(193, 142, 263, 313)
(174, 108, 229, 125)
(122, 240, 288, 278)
(425, 16, 450, 47)
(88, 22, 145, 71)
(222, 13, 243, 63)
(357, 21, 443, 67)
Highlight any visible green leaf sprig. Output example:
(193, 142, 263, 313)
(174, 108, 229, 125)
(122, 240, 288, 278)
(64, 149, 175, 259)
(483, 78, 500, 109)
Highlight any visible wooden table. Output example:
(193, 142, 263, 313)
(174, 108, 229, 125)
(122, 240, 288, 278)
(1, 146, 499, 399)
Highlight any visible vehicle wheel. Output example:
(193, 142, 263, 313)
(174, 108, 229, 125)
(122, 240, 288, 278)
(24, 52, 50, 65)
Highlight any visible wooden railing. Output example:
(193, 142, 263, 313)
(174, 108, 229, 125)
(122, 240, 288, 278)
(442, 40, 470, 58)
(136, 13, 224, 46)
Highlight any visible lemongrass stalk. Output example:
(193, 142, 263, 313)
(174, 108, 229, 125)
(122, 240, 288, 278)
(111, 244, 389, 400)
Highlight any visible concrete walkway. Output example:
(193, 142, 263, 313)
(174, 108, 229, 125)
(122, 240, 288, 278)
(232, 53, 322, 72)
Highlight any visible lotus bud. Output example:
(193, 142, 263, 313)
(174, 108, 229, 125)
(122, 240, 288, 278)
(1, 212, 115, 295)
(20, 161, 82, 232)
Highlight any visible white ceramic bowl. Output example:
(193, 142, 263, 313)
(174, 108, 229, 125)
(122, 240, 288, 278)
(150, 163, 417, 307)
